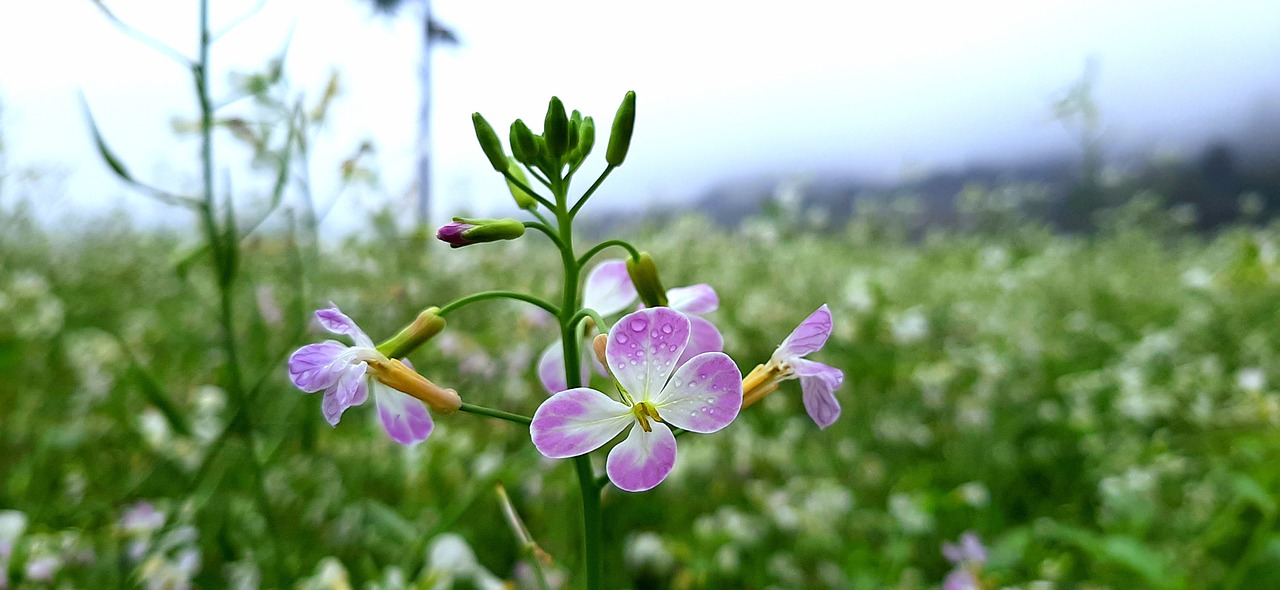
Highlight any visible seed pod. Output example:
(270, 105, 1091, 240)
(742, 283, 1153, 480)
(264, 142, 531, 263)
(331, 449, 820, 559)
(606, 91, 636, 167)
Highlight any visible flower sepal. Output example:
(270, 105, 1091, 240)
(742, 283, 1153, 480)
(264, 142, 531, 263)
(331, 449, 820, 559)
(368, 358, 462, 415)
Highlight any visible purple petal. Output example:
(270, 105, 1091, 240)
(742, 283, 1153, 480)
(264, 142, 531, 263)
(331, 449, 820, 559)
(537, 340, 592, 394)
(288, 341, 348, 392)
(775, 304, 834, 360)
(320, 362, 368, 425)
(606, 421, 677, 492)
(943, 569, 980, 590)
(606, 308, 690, 399)
(793, 358, 843, 429)
(374, 382, 434, 445)
(315, 304, 374, 348)
(666, 284, 718, 314)
(677, 315, 724, 367)
(959, 532, 987, 563)
(651, 352, 742, 433)
(942, 540, 964, 564)
(530, 388, 632, 458)
(583, 260, 637, 316)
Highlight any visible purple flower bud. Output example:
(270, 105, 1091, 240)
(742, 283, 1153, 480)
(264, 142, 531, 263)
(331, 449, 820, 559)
(436, 221, 476, 248)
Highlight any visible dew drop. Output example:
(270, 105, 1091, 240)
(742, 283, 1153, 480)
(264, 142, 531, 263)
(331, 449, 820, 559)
(661, 323, 674, 334)
(629, 319, 647, 332)
(668, 344, 679, 352)
(616, 333, 629, 344)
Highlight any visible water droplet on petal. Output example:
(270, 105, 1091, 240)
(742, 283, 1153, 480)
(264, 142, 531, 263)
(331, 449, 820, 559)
(629, 319, 647, 332)
(661, 323, 673, 334)
(616, 333, 629, 344)
(668, 344, 678, 352)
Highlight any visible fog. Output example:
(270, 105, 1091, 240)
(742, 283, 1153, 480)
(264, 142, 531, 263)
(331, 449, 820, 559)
(2, 0, 1279, 229)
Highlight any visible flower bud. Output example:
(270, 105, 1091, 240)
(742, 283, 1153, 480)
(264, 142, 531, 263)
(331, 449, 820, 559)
(504, 159, 538, 210)
(472, 112, 509, 172)
(569, 116, 595, 167)
(369, 358, 462, 414)
(510, 119, 540, 167)
(544, 96, 569, 161)
(568, 110, 582, 153)
(436, 217, 526, 248)
(606, 91, 636, 167)
(377, 307, 447, 359)
(626, 251, 668, 308)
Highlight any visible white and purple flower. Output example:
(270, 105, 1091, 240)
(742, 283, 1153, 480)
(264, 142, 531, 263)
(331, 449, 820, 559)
(530, 308, 742, 492)
(942, 531, 987, 590)
(537, 259, 725, 393)
(288, 304, 460, 445)
(742, 304, 844, 428)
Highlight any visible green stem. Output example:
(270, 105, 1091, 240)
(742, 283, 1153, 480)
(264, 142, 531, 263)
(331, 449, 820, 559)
(569, 166, 615, 218)
(576, 239, 642, 268)
(458, 402, 532, 425)
(437, 290, 559, 318)
(500, 168, 556, 210)
(568, 308, 608, 334)
(523, 221, 564, 249)
(575, 455, 604, 588)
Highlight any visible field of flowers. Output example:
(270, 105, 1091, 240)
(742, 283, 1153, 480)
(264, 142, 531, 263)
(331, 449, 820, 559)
(3, 187, 1280, 589)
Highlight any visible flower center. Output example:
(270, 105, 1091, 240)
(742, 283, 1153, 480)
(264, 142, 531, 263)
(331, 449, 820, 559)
(631, 401, 665, 432)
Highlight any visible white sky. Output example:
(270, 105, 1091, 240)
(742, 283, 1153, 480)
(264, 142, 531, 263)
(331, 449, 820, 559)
(2, 0, 1279, 230)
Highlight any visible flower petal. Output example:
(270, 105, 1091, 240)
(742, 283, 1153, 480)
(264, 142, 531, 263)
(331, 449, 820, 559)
(288, 341, 348, 392)
(943, 569, 980, 590)
(666, 284, 718, 314)
(606, 308, 690, 400)
(537, 340, 593, 394)
(774, 304, 834, 360)
(793, 358, 843, 429)
(320, 362, 368, 425)
(530, 388, 632, 458)
(315, 304, 374, 348)
(583, 260, 637, 317)
(374, 382, 434, 445)
(651, 352, 742, 433)
(677, 315, 724, 367)
(606, 421, 677, 492)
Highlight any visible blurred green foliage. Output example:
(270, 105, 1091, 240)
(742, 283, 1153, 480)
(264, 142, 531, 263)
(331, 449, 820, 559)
(2, 186, 1280, 589)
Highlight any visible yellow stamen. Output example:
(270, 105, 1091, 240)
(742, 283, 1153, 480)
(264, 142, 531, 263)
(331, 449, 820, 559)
(368, 358, 462, 414)
(631, 401, 664, 432)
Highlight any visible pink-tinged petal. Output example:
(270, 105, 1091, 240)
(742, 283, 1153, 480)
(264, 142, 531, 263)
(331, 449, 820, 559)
(606, 421, 677, 492)
(651, 352, 742, 433)
(666, 284, 718, 314)
(530, 388, 632, 458)
(315, 304, 374, 348)
(583, 260, 637, 317)
(958, 532, 987, 563)
(677, 315, 724, 367)
(374, 382, 434, 445)
(537, 340, 592, 394)
(606, 308, 690, 399)
(793, 358, 843, 429)
(774, 304, 834, 360)
(943, 569, 979, 590)
(320, 362, 368, 425)
(288, 341, 348, 392)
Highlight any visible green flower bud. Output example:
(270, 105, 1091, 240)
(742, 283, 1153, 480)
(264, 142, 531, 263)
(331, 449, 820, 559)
(472, 112, 508, 172)
(510, 119, 539, 167)
(437, 217, 526, 248)
(505, 159, 538, 210)
(606, 90, 636, 167)
(377, 307, 447, 359)
(571, 116, 596, 165)
(544, 96, 569, 161)
(626, 251, 668, 308)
